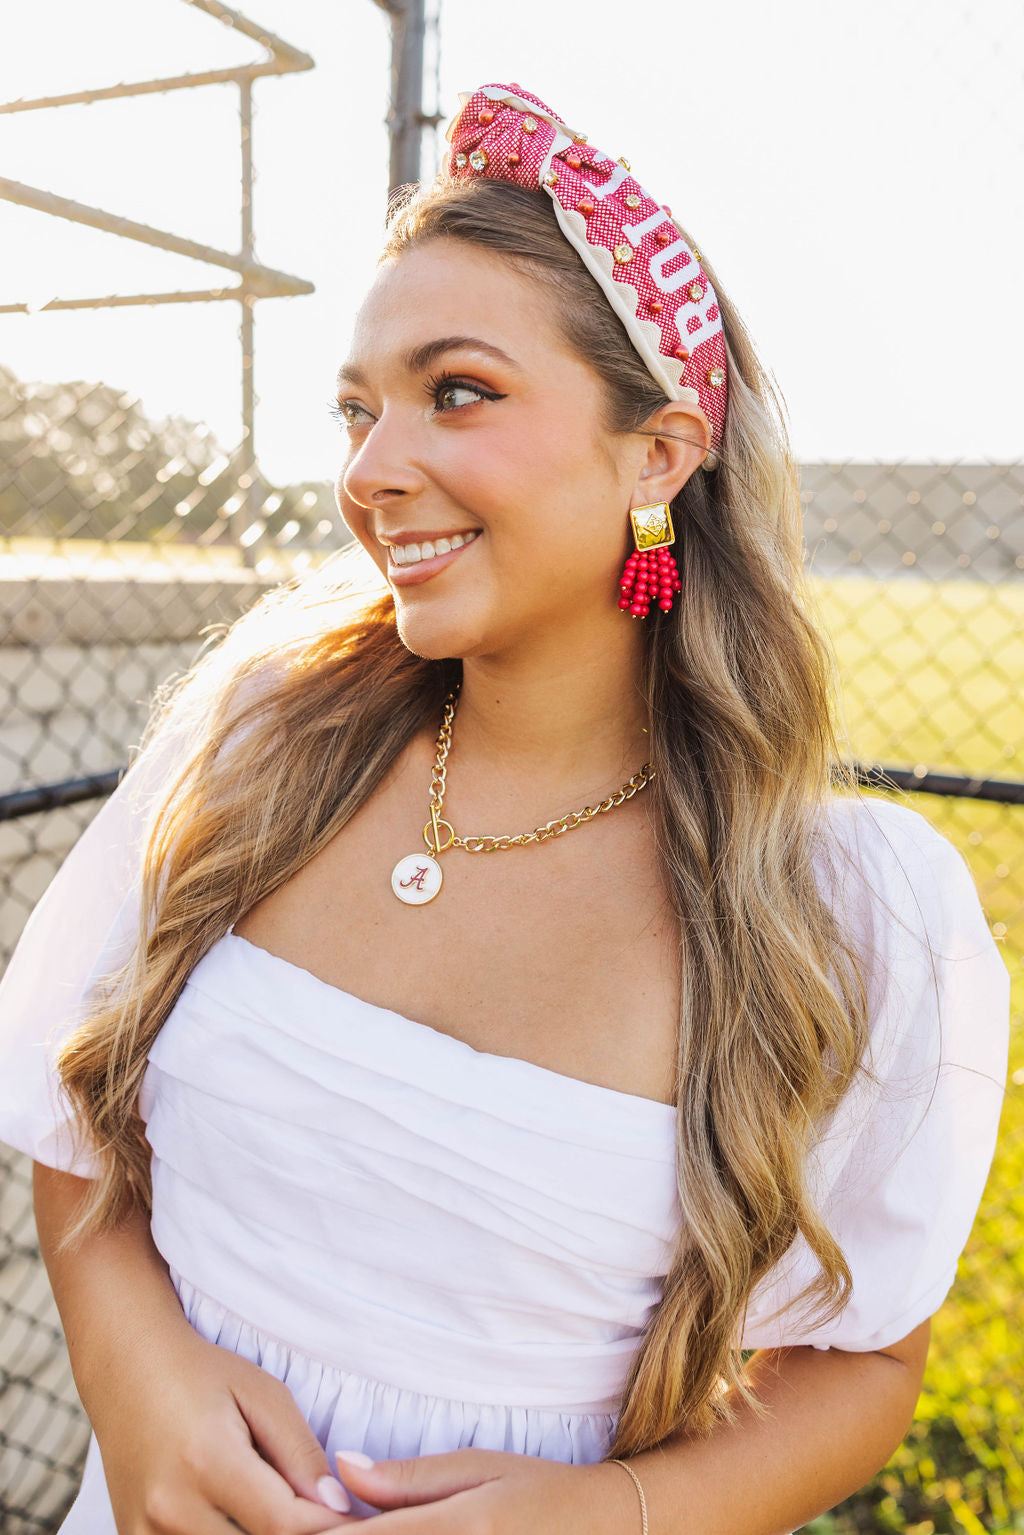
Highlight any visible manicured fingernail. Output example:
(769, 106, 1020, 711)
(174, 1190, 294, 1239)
(336, 1449, 375, 1470)
(316, 1475, 351, 1512)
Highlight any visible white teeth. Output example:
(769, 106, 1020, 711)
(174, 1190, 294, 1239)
(388, 529, 479, 566)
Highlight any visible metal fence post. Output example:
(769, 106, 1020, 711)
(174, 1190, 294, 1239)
(372, 0, 428, 201)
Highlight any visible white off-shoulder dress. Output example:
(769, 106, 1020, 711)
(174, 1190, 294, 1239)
(0, 720, 1010, 1532)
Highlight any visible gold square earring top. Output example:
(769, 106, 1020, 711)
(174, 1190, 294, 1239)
(629, 501, 675, 552)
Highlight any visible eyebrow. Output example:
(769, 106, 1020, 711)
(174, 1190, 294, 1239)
(336, 335, 522, 391)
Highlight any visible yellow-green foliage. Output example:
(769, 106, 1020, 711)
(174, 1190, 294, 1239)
(800, 575, 1024, 1534)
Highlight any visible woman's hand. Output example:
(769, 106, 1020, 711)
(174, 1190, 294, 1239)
(94, 1322, 360, 1534)
(33, 1164, 357, 1533)
(331, 1447, 638, 1532)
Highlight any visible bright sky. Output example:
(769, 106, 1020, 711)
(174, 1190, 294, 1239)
(1, 0, 1021, 486)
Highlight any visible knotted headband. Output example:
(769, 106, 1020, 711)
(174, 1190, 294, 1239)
(445, 82, 728, 463)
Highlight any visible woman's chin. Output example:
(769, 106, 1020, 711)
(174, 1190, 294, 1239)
(393, 605, 488, 662)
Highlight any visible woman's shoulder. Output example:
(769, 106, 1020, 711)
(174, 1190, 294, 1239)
(812, 792, 1004, 994)
(819, 790, 959, 862)
(129, 655, 287, 786)
(814, 792, 1008, 1062)
(814, 792, 977, 915)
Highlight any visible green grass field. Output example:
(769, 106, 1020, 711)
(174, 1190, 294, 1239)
(803, 575, 1024, 1535)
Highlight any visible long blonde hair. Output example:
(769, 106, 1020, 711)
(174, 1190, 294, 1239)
(58, 174, 879, 1456)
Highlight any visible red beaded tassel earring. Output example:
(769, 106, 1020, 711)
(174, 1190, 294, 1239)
(618, 502, 682, 618)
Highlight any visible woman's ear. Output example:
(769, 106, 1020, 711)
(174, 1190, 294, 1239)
(631, 401, 711, 506)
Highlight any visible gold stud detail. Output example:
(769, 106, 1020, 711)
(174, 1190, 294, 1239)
(613, 243, 633, 264)
(455, 152, 467, 168)
(691, 247, 702, 261)
(468, 149, 488, 171)
(688, 281, 702, 301)
(573, 131, 588, 143)
(625, 193, 641, 209)
(630, 501, 675, 551)
(618, 156, 631, 170)
(708, 366, 725, 387)
(543, 169, 558, 186)
(523, 116, 538, 133)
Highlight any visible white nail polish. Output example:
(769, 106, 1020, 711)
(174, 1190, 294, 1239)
(337, 1449, 375, 1469)
(316, 1475, 351, 1512)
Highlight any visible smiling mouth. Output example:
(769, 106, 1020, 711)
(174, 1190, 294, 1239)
(385, 529, 481, 567)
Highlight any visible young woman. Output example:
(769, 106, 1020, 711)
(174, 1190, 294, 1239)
(0, 83, 1010, 1535)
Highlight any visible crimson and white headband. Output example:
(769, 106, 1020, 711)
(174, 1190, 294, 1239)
(445, 81, 728, 465)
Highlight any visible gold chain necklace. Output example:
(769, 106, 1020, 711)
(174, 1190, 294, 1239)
(391, 687, 656, 905)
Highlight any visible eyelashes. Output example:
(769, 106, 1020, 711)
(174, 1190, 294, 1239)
(423, 374, 505, 412)
(328, 400, 368, 429)
(328, 373, 506, 430)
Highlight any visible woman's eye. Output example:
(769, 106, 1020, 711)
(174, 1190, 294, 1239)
(330, 400, 373, 429)
(434, 382, 488, 412)
(328, 380, 503, 429)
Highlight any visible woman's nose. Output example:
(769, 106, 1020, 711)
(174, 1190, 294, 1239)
(341, 411, 427, 509)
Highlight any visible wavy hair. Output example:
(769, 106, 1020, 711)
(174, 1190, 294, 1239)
(58, 173, 880, 1456)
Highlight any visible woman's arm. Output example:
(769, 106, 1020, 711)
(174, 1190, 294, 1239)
(601, 1320, 932, 1535)
(33, 1164, 355, 1534)
(325, 1320, 931, 1534)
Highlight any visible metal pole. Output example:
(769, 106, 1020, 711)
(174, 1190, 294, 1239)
(0, 176, 310, 293)
(372, 0, 426, 201)
(239, 75, 257, 560)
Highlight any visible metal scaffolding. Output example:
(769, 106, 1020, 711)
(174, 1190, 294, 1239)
(0, 0, 316, 551)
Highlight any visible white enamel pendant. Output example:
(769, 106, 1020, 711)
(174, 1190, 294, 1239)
(391, 853, 443, 905)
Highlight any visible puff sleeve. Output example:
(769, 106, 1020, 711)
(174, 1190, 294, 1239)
(0, 723, 188, 1177)
(740, 797, 1011, 1353)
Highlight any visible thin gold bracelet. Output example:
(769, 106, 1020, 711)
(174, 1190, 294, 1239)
(609, 1457, 649, 1534)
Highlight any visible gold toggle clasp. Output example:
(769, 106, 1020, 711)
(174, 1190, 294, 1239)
(424, 808, 455, 855)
